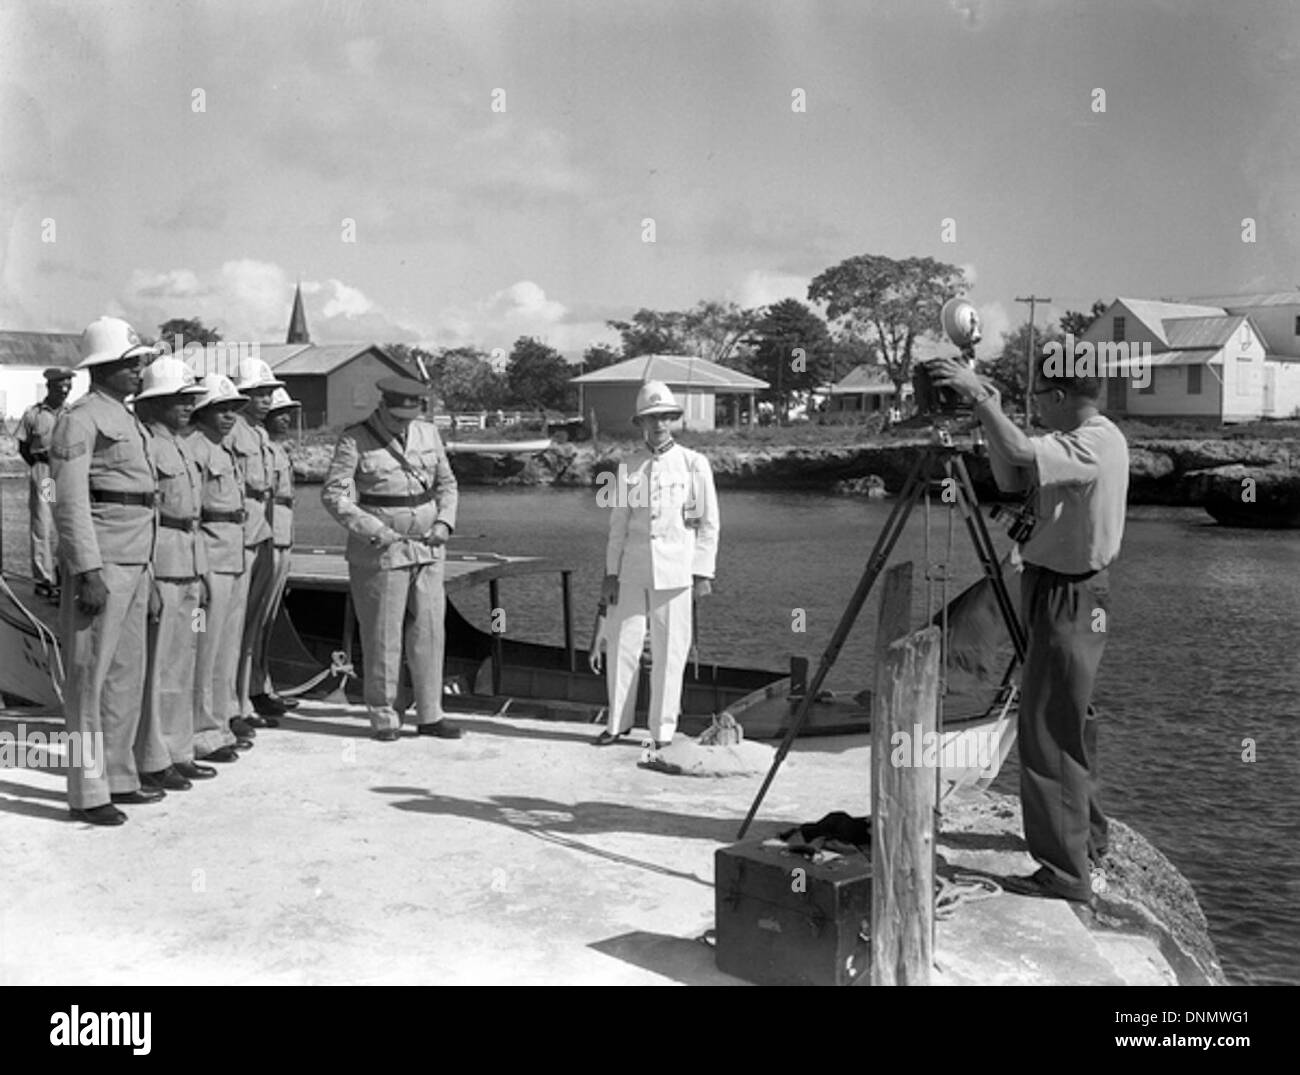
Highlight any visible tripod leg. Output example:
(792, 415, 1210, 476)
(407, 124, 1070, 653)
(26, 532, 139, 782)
(953, 456, 1027, 661)
(736, 450, 934, 840)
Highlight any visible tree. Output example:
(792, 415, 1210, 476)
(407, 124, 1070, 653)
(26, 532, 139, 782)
(981, 321, 1065, 409)
(1060, 299, 1108, 338)
(434, 347, 509, 411)
(744, 299, 834, 422)
(157, 317, 221, 350)
(506, 337, 573, 411)
(607, 300, 758, 366)
(807, 254, 968, 396)
(580, 343, 622, 373)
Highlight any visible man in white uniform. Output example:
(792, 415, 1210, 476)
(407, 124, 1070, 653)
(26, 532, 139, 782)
(599, 382, 719, 748)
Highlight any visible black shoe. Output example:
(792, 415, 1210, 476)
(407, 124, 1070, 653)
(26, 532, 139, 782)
(374, 728, 400, 742)
(416, 719, 462, 739)
(70, 804, 127, 826)
(110, 787, 166, 805)
(244, 714, 280, 729)
(251, 693, 287, 716)
(232, 736, 254, 751)
(141, 767, 193, 792)
(1001, 867, 1093, 905)
(175, 760, 218, 780)
(269, 693, 299, 711)
(229, 717, 257, 738)
(592, 729, 632, 746)
(196, 746, 239, 763)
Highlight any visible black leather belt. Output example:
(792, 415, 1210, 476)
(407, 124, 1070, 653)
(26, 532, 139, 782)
(201, 508, 246, 524)
(274, 495, 294, 507)
(91, 489, 155, 507)
(359, 488, 437, 508)
(160, 514, 199, 532)
(245, 485, 272, 502)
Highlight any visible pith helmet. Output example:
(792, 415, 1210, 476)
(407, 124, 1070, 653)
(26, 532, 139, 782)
(191, 373, 250, 412)
(267, 386, 301, 412)
(233, 357, 285, 391)
(78, 316, 161, 369)
(634, 380, 683, 418)
(135, 357, 206, 401)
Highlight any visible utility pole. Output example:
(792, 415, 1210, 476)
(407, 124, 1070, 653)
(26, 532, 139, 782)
(1015, 295, 1051, 430)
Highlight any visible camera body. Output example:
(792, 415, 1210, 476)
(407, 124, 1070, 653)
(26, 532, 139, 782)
(990, 501, 1037, 544)
(913, 297, 983, 418)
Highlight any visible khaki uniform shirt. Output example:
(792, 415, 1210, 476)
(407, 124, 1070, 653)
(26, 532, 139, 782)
(150, 422, 208, 581)
(605, 442, 719, 591)
(268, 438, 295, 549)
(229, 416, 274, 548)
(322, 411, 458, 570)
(188, 430, 247, 576)
(50, 388, 156, 575)
(17, 401, 63, 461)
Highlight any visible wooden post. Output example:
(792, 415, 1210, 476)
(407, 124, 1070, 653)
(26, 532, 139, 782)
(871, 622, 940, 987)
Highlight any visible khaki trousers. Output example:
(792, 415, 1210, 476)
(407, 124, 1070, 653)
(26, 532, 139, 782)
(60, 561, 149, 809)
(193, 571, 244, 756)
(349, 560, 446, 732)
(29, 464, 58, 588)
(252, 544, 292, 697)
(237, 539, 276, 718)
(136, 578, 202, 772)
(605, 582, 692, 743)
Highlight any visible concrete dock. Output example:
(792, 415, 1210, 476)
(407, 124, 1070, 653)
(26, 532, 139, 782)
(0, 701, 1201, 986)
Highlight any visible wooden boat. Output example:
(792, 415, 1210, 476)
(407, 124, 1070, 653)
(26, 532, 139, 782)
(444, 439, 553, 455)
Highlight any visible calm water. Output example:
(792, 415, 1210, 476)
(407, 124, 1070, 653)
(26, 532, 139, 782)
(5, 477, 1297, 985)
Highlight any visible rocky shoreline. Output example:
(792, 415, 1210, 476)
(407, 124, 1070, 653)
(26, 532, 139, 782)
(282, 435, 1298, 514)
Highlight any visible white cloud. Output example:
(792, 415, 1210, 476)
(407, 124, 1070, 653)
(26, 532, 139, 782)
(958, 262, 978, 288)
(976, 300, 1012, 353)
(118, 260, 420, 343)
(729, 270, 810, 309)
(424, 280, 616, 358)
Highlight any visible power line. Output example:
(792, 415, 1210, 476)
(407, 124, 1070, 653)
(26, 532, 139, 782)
(1015, 294, 1051, 431)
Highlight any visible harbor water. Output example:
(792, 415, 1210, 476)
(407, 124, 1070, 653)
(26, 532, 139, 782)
(5, 478, 1297, 985)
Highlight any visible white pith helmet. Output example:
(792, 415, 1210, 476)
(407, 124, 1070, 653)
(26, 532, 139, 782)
(233, 357, 285, 391)
(78, 316, 161, 369)
(635, 380, 683, 419)
(191, 373, 250, 412)
(134, 356, 205, 401)
(267, 386, 301, 412)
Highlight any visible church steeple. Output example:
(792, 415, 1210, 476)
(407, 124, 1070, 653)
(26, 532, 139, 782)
(286, 282, 310, 344)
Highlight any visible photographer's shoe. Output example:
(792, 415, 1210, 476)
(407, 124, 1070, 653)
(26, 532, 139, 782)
(417, 719, 462, 739)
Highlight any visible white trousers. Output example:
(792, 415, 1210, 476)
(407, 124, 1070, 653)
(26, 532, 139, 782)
(605, 583, 691, 743)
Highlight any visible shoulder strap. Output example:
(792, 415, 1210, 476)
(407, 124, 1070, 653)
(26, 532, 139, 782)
(363, 417, 431, 490)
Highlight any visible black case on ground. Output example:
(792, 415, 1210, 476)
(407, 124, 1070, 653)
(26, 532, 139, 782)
(714, 840, 871, 986)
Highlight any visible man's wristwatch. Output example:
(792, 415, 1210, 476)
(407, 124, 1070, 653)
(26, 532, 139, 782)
(969, 385, 994, 406)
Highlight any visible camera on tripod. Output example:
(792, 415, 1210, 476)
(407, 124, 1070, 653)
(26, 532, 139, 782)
(912, 297, 982, 417)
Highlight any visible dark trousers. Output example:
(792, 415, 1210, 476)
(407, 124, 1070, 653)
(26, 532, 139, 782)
(1017, 563, 1111, 898)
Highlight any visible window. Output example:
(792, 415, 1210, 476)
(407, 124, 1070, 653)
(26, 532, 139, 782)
(1294, 315, 1300, 336)
(1113, 316, 1126, 342)
(1187, 365, 1202, 395)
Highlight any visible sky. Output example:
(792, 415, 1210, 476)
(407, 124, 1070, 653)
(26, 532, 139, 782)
(2, 0, 1299, 363)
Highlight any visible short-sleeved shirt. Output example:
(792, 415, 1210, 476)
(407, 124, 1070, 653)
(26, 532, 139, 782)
(1020, 415, 1129, 575)
(17, 402, 63, 459)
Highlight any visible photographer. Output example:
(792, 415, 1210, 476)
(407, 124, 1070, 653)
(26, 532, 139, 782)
(928, 348, 1129, 904)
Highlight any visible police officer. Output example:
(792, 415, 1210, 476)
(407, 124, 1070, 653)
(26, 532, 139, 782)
(187, 374, 252, 763)
(230, 358, 282, 737)
(599, 382, 719, 748)
(51, 317, 161, 825)
(17, 367, 75, 598)
(248, 385, 301, 720)
(322, 376, 461, 742)
(131, 356, 214, 789)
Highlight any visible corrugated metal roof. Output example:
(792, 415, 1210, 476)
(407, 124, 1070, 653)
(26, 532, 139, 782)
(0, 331, 82, 368)
(1115, 298, 1227, 344)
(571, 353, 768, 391)
(1182, 291, 1300, 308)
(1105, 348, 1221, 371)
(272, 344, 403, 376)
(1162, 315, 1246, 349)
